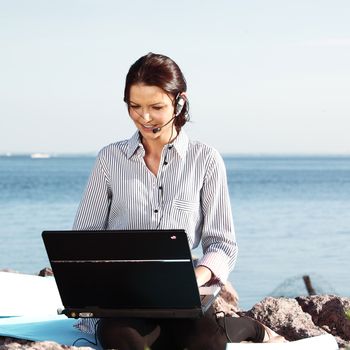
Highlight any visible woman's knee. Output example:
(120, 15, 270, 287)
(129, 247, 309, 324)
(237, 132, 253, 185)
(97, 318, 158, 350)
(219, 316, 265, 343)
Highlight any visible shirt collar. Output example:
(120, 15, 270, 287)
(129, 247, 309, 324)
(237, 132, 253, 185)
(126, 130, 189, 160)
(169, 130, 188, 159)
(126, 131, 143, 159)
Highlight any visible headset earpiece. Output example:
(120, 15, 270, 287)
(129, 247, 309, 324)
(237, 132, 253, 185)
(175, 96, 185, 117)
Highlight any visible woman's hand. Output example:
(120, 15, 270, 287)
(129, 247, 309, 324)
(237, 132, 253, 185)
(195, 265, 213, 287)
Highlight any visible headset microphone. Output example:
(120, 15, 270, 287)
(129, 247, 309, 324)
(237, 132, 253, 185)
(152, 117, 175, 133)
(152, 127, 161, 133)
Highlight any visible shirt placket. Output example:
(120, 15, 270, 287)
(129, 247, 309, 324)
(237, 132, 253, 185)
(152, 147, 172, 228)
(150, 173, 161, 226)
(135, 146, 160, 227)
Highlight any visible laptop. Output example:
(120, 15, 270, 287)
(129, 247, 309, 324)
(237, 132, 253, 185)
(42, 229, 220, 319)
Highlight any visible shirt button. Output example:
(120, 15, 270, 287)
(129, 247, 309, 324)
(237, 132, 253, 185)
(154, 209, 159, 213)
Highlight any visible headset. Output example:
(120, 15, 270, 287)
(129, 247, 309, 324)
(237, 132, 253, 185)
(175, 95, 186, 117)
(152, 94, 186, 133)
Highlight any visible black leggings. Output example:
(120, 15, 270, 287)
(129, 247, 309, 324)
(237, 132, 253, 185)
(97, 308, 265, 350)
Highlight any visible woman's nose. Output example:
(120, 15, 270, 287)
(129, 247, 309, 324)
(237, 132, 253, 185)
(142, 112, 151, 121)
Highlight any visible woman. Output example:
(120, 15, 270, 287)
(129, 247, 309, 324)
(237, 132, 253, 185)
(73, 52, 270, 349)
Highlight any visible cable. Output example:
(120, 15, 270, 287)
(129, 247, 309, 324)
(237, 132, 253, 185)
(72, 319, 100, 347)
(155, 123, 175, 230)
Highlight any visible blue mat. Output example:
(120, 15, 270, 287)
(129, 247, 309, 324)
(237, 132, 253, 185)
(0, 315, 100, 349)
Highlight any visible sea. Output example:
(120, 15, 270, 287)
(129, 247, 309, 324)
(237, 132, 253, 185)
(0, 154, 349, 310)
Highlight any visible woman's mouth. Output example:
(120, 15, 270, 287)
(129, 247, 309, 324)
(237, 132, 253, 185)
(141, 124, 156, 132)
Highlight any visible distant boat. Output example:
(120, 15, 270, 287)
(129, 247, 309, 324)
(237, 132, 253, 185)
(30, 153, 51, 159)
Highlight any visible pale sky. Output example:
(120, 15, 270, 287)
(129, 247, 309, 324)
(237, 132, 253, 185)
(1, 0, 349, 154)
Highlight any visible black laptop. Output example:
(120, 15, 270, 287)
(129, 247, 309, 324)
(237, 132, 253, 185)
(42, 229, 220, 319)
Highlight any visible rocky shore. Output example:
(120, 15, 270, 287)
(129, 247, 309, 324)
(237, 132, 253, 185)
(1, 269, 349, 349)
(240, 295, 350, 349)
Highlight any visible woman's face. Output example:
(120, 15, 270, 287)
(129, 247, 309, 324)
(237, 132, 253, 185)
(128, 84, 176, 142)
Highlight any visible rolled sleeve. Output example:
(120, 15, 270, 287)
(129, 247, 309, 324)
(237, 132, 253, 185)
(197, 149, 238, 284)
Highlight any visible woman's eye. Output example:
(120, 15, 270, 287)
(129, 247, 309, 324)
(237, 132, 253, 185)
(152, 106, 163, 110)
(130, 105, 140, 109)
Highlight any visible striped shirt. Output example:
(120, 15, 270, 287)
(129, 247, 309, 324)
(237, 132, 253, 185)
(73, 130, 237, 283)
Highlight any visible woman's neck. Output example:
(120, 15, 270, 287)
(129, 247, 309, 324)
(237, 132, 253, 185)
(141, 128, 178, 158)
(141, 128, 178, 176)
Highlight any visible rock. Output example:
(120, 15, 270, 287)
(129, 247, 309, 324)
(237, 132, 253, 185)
(0, 337, 30, 347)
(213, 282, 240, 317)
(0, 337, 93, 350)
(296, 295, 350, 347)
(240, 296, 325, 340)
(296, 295, 350, 337)
(240, 296, 350, 349)
(37, 268, 53, 277)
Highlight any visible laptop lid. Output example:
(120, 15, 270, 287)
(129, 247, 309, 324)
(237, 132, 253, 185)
(42, 229, 214, 318)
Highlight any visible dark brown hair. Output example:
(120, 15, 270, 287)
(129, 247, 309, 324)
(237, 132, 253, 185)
(124, 52, 189, 130)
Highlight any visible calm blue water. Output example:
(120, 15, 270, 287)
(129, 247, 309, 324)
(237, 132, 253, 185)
(1, 155, 349, 309)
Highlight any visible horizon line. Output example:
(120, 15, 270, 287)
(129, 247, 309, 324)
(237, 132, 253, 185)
(1, 151, 350, 158)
